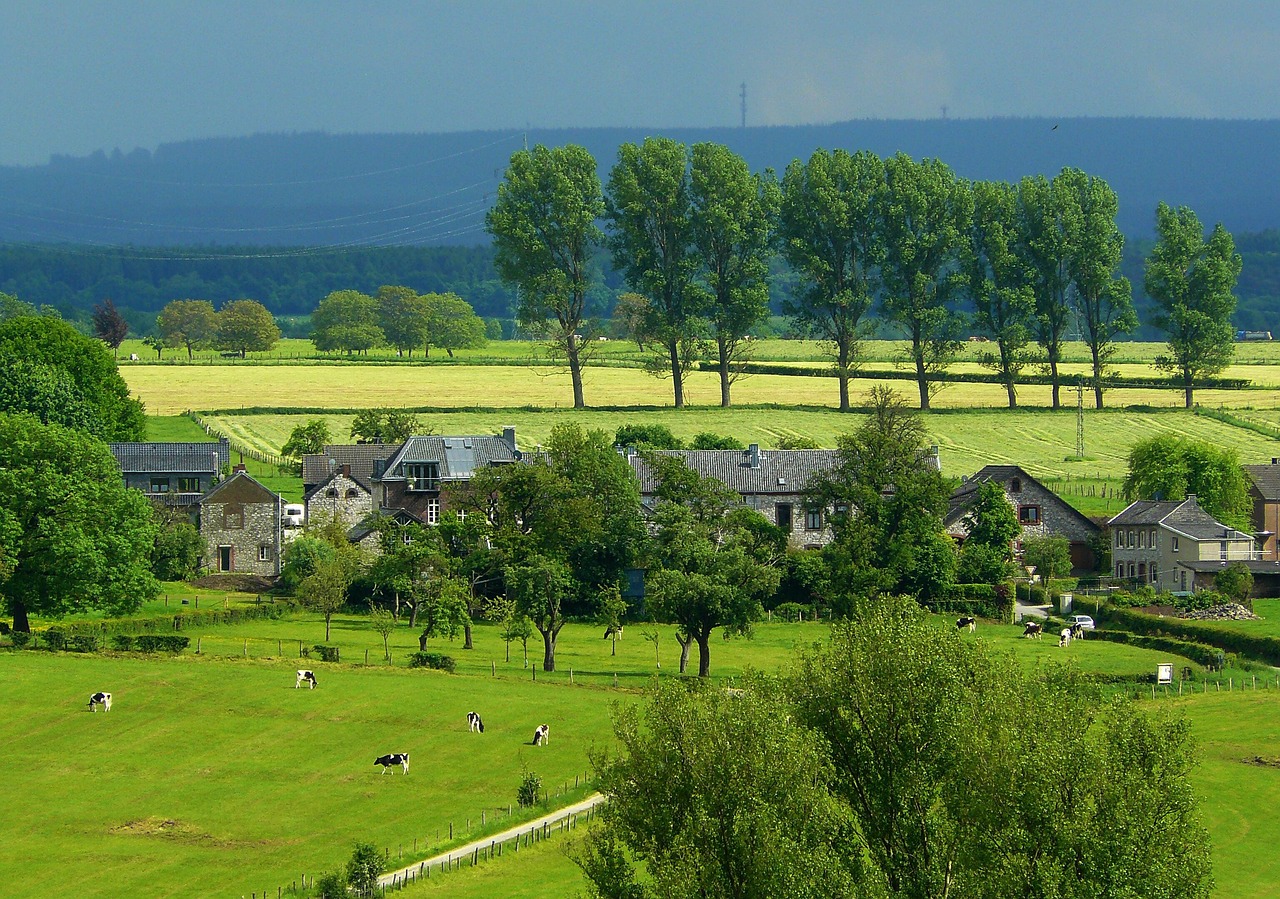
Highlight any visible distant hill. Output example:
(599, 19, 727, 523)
(3, 118, 1280, 246)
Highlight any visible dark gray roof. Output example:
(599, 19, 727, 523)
(1179, 559, 1280, 575)
(302, 443, 402, 491)
(628, 448, 839, 495)
(109, 439, 229, 474)
(1110, 497, 1249, 541)
(201, 470, 281, 505)
(380, 435, 520, 481)
(944, 464, 1100, 537)
(1246, 462, 1280, 501)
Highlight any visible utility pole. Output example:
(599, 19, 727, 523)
(941, 104, 948, 120)
(740, 83, 747, 128)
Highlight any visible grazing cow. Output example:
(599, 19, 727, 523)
(603, 624, 624, 640)
(956, 616, 977, 633)
(374, 753, 410, 774)
(467, 712, 484, 733)
(1058, 628, 1073, 648)
(1068, 623, 1086, 641)
(1022, 622, 1043, 640)
(128, 353, 139, 361)
(295, 669, 318, 689)
(88, 692, 112, 712)
(532, 724, 549, 746)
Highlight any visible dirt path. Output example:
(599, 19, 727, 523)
(377, 793, 605, 889)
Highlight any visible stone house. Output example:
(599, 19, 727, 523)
(109, 437, 230, 510)
(199, 467, 284, 575)
(626, 444, 842, 548)
(1245, 459, 1280, 561)
(945, 465, 1101, 575)
(1107, 495, 1269, 593)
(302, 443, 399, 530)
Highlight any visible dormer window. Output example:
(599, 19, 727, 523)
(405, 462, 440, 492)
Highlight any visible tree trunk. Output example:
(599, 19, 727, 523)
(718, 336, 731, 408)
(668, 339, 684, 408)
(11, 600, 29, 633)
(1092, 343, 1105, 409)
(1185, 383, 1194, 409)
(463, 622, 473, 650)
(676, 631, 692, 674)
(505, 639, 510, 663)
(914, 345, 930, 411)
(696, 631, 712, 678)
(419, 631, 428, 651)
(408, 601, 419, 629)
(836, 340, 851, 412)
(611, 634, 618, 656)
(325, 612, 332, 642)
(541, 627, 557, 672)
(566, 334, 586, 409)
(1005, 378, 1017, 409)
(1049, 357, 1061, 409)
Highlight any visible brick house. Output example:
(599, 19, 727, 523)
(199, 467, 284, 575)
(626, 444, 842, 548)
(109, 438, 230, 509)
(1245, 459, 1280, 561)
(1107, 495, 1266, 593)
(945, 465, 1101, 575)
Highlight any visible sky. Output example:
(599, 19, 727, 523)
(2, 0, 1278, 167)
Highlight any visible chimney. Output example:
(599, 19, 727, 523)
(747, 444, 760, 469)
(1185, 493, 1197, 507)
(340, 463, 351, 478)
(233, 463, 246, 473)
(502, 426, 517, 452)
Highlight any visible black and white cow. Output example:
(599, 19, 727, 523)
(374, 752, 410, 774)
(532, 724, 549, 746)
(88, 692, 112, 712)
(956, 616, 977, 633)
(1022, 622, 1043, 639)
(1068, 623, 1086, 641)
(1058, 628, 1073, 648)
(295, 669, 318, 689)
(467, 712, 484, 733)
(603, 624, 624, 640)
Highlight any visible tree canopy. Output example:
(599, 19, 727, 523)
(1123, 434, 1252, 531)
(311, 289, 383, 354)
(156, 299, 219, 359)
(216, 299, 281, 357)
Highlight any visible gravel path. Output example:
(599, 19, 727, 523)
(377, 793, 605, 889)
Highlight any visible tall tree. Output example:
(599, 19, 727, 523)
(216, 299, 281, 357)
(91, 298, 129, 354)
(878, 154, 972, 411)
(311, 289, 383, 355)
(281, 419, 332, 460)
(0, 292, 36, 320)
(505, 552, 574, 672)
(967, 179, 1035, 408)
(375, 285, 432, 357)
(688, 142, 778, 407)
(486, 144, 604, 408)
(0, 414, 160, 632)
(157, 299, 219, 360)
(1123, 434, 1252, 530)
(957, 479, 1019, 585)
(606, 137, 706, 408)
(777, 149, 884, 412)
(1060, 169, 1137, 408)
(1144, 202, 1242, 408)
(423, 292, 486, 357)
(1016, 173, 1074, 409)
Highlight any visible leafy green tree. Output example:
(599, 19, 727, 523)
(582, 679, 862, 899)
(1144, 202, 1243, 408)
(151, 511, 203, 581)
(281, 419, 332, 460)
(506, 552, 574, 672)
(1215, 562, 1253, 604)
(369, 607, 396, 661)
(689, 142, 778, 407)
(1060, 169, 1137, 409)
(0, 415, 160, 631)
(92, 298, 129, 353)
(156, 299, 218, 360)
(688, 432, 745, 450)
(0, 292, 36, 320)
(375, 285, 432, 357)
(1022, 534, 1072, 580)
(774, 434, 820, 449)
(778, 148, 884, 412)
(216, 299, 280, 357)
(487, 144, 604, 408)
(1017, 173, 1075, 409)
(417, 572, 471, 648)
(280, 535, 334, 591)
(142, 334, 168, 359)
(614, 423, 682, 450)
(311, 289, 383, 354)
(350, 407, 420, 444)
(424, 291, 487, 357)
(314, 871, 346, 899)
(369, 519, 446, 628)
(345, 842, 384, 897)
(596, 584, 628, 657)
(963, 479, 1020, 552)
(606, 137, 706, 408)
(968, 179, 1035, 408)
(301, 555, 356, 643)
(0, 315, 144, 440)
(878, 153, 972, 410)
(486, 594, 533, 664)
(1123, 434, 1252, 530)
(958, 542, 1014, 586)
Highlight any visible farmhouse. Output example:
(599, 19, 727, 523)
(945, 465, 1101, 575)
(302, 443, 398, 529)
(1245, 459, 1280, 561)
(626, 444, 843, 548)
(109, 438, 230, 508)
(199, 466, 285, 575)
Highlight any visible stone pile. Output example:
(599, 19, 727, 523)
(1183, 603, 1259, 621)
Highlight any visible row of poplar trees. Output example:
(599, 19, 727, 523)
(486, 139, 1241, 411)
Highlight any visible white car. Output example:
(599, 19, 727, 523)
(1067, 614, 1095, 630)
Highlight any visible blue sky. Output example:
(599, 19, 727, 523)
(2, 1, 1277, 166)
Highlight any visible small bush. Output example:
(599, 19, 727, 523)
(345, 842, 384, 896)
(312, 644, 340, 663)
(314, 871, 346, 899)
(134, 635, 190, 653)
(43, 628, 67, 651)
(517, 771, 542, 808)
(67, 634, 100, 653)
(110, 635, 135, 651)
(407, 651, 455, 673)
(10, 630, 30, 648)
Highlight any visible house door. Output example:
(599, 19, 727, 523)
(776, 503, 792, 530)
(219, 545, 233, 572)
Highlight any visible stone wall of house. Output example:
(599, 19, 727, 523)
(202, 500, 280, 575)
(755, 494, 834, 549)
(305, 472, 373, 529)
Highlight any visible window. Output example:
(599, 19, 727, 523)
(326, 488, 338, 497)
(1127, 530, 1134, 548)
(805, 508, 823, 530)
(405, 462, 440, 492)
(456, 509, 467, 523)
(426, 498, 440, 525)
(1151, 529, 1157, 548)
(1180, 569, 1187, 591)
(345, 488, 359, 499)
(223, 505, 244, 529)
(1018, 505, 1040, 524)
(151, 477, 170, 493)
(1172, 535, 1180, 552)
(1009, 478, 1022, 493)
(775, 503, 793, 530)
(1116, 563, 1124, 578)
(1138, 531, 1145, 549)
(1151, 563, 1158, 583)
(1115, 530, 1123, 548)
(177, 477, 199, 493)
(258, 545, 271, 562)
(1221, 541, 1229, 560)
(1138, 562, 1146, 578)
(1128, 563, 1135, 578)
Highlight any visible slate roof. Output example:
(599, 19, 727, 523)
(1110, 497, 1250, 541)
(201, 470, 282, 505)
(109, 439, 230, 474)
(627, 448, 840, 495)
(1178, 559, 1280, 575)
(944, 464, 1100, 537)
(380, 435, 520, 481)
(1245, 462, 1280, 502)
(301, 443, 403, 491)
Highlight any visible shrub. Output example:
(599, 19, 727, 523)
(43, 628, 66, 651)
(0, 621, 9, 635)
(517, 771, 542, 808)
(67, 634, 100, 653)
(345, 842, 384, 897)
(689, 432, 745, 450)
(314, 871, 346, 899)
(1214, 564, 1254, 605)
(312, 644, 340, 663)
(407, 651, 455, 673)
(134, 635, 190, 653)
(111, 635, 135, 651)
(934, 583, 1011, 621)
(1098, 604, 1280, 666)
(615, 424, 682, 450)
(1015, 582, 1048, 605)
(10, 630, 30, 648)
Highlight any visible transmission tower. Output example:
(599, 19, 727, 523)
(740, 83, 747, 128)
(1075, 379, 1085, 459)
